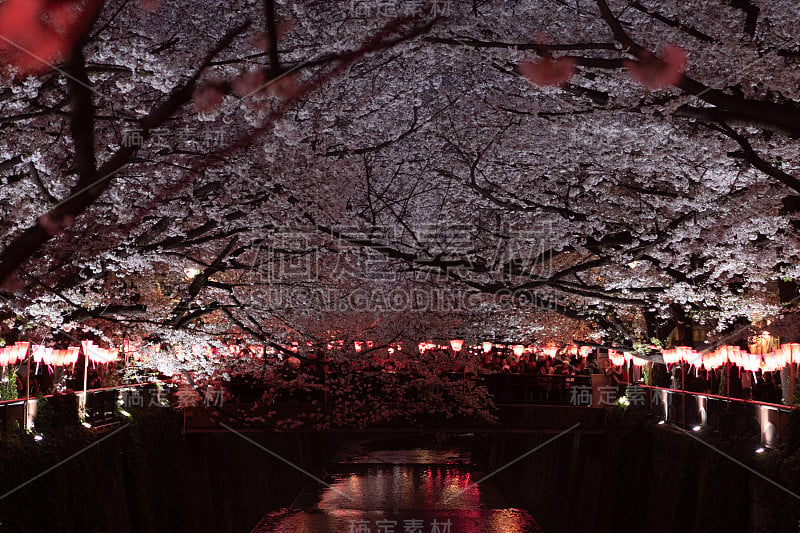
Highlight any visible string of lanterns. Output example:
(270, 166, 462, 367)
(12, 337, 796, 373)
(0, 342, 118, 368)
(0, 342, 30, 366)
(661, 343, 800, 372)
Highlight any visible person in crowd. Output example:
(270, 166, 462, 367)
(741, 368, 753, 400)
(671, 364, 683, 390)
(525, 356, 538, 374)
(552, 360, 570, 402)
(602, 358, 622, 385)
(538, 357, 554, 401)
(586, 354, 600, 374)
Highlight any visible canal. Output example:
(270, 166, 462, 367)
(251, 435, 541, 532)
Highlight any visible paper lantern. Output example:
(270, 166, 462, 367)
(0, 343, 27, 366)
(663, 346, 700, 366)
(778, 343, 800, 365)
(354, 341, 363, 352)
(567, 345, 579, 356)
(763, 350, 786, 372)
(32, 345, 49, 363)
(12, 342, 29, 364)
(662, 348, 679, 365)
(81, 340, 118, 364)
(482, 342, 493, 353)
(740, 352, 762, 372)
(512, 344, 525, 357)
(609, 350, 626, 366)
(0, 347, 12, 366)
(249, 345, 264, 357)
(791, 343, 800, 364)
(450, 339, 464, 352)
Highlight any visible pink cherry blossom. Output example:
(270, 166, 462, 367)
(625, 44, 688, 89)
(192, 84, 224, 113)
(232, 70, 267, 97)
(138, 0, 160, 12)
(519, 56, 576, 86)
(0, 0, 103, 74)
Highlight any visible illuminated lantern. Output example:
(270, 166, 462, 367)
(609, 350, 626, 366)
(763, 350, 786, 372)
(450, 339, 464, 352)
(229, 345, 241, 356)
(81, 340, 118, 364)
(286, 355, 301, 370)
(663, 346, 700, 366)
(249, 346, 264, 358)
(567, 345, 578, 356)
(780, 343, 800, 364)
(705, 347, 727, 370)
(354, 341, 363, 352)
(482, 342, 493, 353)
(41, 347, 55, 366)
(0, 347, 12, 366)
(740, 352, 762, 372)
(512, 344, 525, 357)
(32, 345, 49, 363)
(11, 342, 29, 364)
(791, 343, 800, 364)
(723, 345, 743, 367)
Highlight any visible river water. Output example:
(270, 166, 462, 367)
(251, 439, 541, 532)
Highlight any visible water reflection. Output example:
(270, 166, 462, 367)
(253, 447, 540, 532)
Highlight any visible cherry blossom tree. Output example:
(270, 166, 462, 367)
(0, 0, 798, 391)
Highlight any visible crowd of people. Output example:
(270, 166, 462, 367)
(667, 362, 785, 404)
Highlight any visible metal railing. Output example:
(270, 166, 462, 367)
(0, 382, 169, 431)
(479, 373, 592, 404)
(633, 383, 794, 447)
